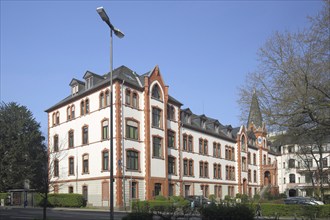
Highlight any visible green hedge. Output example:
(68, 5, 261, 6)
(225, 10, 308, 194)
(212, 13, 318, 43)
(0, 193, 9, 200)
(259, 204, 330, 218)
(200, 203, 255, 220)
(34, 193, 85, 208)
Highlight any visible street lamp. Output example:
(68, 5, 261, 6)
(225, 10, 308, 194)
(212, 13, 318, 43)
(96, 6, 124, 220)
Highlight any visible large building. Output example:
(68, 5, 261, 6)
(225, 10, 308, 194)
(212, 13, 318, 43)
(45, 65, 280, 207)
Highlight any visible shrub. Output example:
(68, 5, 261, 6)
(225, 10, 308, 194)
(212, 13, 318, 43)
(200, 203, 254, 220)
(259, 204, 330, 218)
(154, 195, 167, 201)
(34, 193, 85, 207)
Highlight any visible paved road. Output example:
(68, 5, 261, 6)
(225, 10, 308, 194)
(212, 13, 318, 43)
(0, 207, 128, 220)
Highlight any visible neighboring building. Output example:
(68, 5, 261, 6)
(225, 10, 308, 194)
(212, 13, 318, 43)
(270, 136, 330, 198)
(45, 65, 278, 208)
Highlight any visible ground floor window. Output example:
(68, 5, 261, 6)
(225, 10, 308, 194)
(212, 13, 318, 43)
(154, 183, 162, 197)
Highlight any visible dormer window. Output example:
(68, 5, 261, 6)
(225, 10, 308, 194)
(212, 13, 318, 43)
(215, 125, 219, 133)
(72, 84, 78, 95)
(86, 77, 93, 90)
(201, 120, 206, 129)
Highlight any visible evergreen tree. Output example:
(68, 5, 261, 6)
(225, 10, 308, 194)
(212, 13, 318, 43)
(0, 102, 46, 192)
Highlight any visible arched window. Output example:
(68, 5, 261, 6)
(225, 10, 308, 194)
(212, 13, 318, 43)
(85, 99, 89, 114)
(71, 105, 75, 119)
(99, 92, 105, 108)
(67, 107, 71, 120)
(81, 101, 85, 115)
(56, 111, 60, 125)
(101, 119, 109, 140)
(105, 90, 110, 106)
(241, 135, 246, 151)
(126, 150, 139, 170)
(151, 84, 162, 100)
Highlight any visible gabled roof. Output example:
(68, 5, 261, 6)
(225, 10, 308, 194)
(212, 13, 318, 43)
(83, 71, 103, 80)
(69, 78, 85, 86)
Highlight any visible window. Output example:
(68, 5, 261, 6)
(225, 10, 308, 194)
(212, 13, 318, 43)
(167, 130, 175, 148)
(152, 107, 162, 128)
(253, 153, 256, 165)
(56, 111, 60, 125)
(189, 160, 193, 176)
(102, 150, 109, 171)
(199, 139, 208, 155)
(307, 159, 313, 168)
(241, 135, 246, 151)
(69, 157, 74, 175)
(85, 99, 89, 114)
(81, 99, 89, 116)
(268, 157, 271, 165)
(54, 159, 59, 177)
(126, 119, 138, 140)
(82, 126, 88, 145)
(105, 90, 110, 106)
(68, 130, 74, 148)
(154, 183, 162, 197)
(81, 101, 85, 115)
(188, 136, 193, 152)
(213, 143, 217, 157)
(288, 145, 294, 153)
(225, 165, 235, 180)
(100, 92, 105, 108)
(68, 186, 74, 193)
(153, 136, 162, 158)
(248, 170, 251, 182)
(253, 170, 257, 182)
(126, 89, 139, 109)
(184, 159, 188, 175)
(214, 185, 222, 198)
(263, 155, 266, 165)
(183, 134, 187, 151)
(283, 162, 286, 168)
(53, 135, 59, 152)
(322, 158, 328, 168)
(201, 185, 209, 197)
(168, 156, 176, 174)
(151, 84, 162, 100)
(101, 120, 109, 140)
(127, 150, 139, 170)
(167, 104, 175, 120)
(71, 105, 75, 119)
(132, 92, 138, 108)
(289, 174, 295, 183)
(199, 161, 208, 178)
(242, 157, 247, 171)
(126, 89, 131, 105)
(289, 159, 295, 168)
(67, 107, 71, 120)
(86, 77, 93, 89)
(82, 154, 89, 174)
(248, 152, 251, 164)
(131, 181, 138, 199)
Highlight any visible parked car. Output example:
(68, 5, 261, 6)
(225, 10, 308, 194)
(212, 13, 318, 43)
(284, 197, 324, 205)
(185, 195, 212, 207)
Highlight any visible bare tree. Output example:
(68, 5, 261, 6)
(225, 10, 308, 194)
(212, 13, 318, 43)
(238, 1, 330, 200)
(40, 137, 67, 220)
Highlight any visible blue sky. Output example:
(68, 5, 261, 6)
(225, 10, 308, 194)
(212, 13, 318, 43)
(0, 1, 323, 136)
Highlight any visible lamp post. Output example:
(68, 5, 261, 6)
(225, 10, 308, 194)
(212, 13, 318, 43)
(96, 7, 124, 220)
